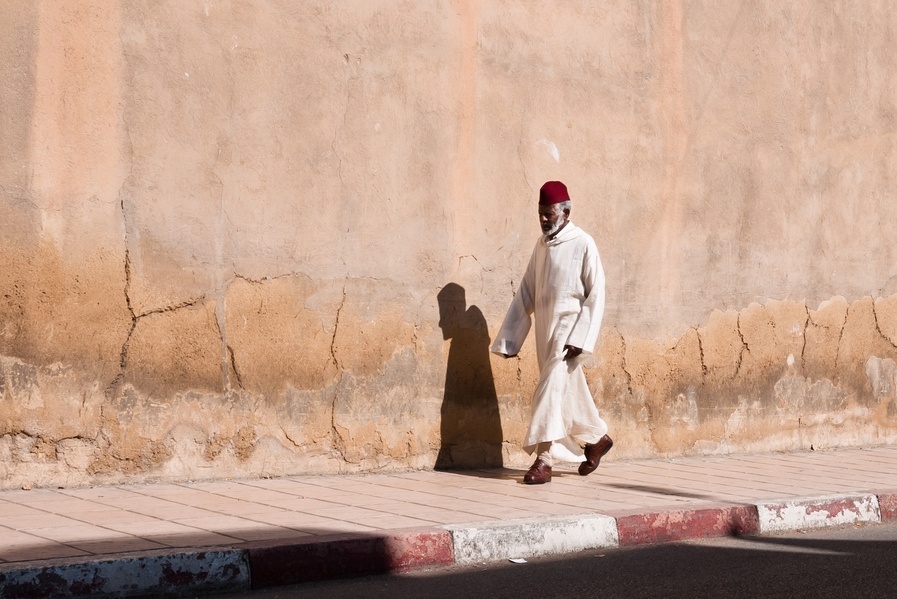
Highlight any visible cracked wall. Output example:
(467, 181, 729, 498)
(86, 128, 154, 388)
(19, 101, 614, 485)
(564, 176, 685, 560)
(2, 1, 897, 489)
(572, 297, 897, 460)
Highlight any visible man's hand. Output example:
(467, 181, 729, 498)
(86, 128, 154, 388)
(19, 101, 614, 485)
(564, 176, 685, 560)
(563, 345, 582, 361)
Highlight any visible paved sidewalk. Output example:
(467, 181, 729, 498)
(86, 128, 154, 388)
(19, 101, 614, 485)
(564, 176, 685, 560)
(3, 446, 897, 597)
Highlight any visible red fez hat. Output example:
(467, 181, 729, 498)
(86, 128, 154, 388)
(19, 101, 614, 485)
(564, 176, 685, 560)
(539, 181, 570, 205)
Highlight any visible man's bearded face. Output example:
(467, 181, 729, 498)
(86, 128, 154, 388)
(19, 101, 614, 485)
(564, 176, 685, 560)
(539, 204, 567, 236)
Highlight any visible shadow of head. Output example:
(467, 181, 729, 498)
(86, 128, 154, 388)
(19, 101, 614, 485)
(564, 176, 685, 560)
(437, 282, 466, 340)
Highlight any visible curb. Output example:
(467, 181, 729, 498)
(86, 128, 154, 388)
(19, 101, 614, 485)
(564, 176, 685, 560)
(2, 492, 895, 598)
(247, 528, 454, 588)
(0, 549, 249, 599)
(755, 494, 880, 533)
(446, 514, 619, 564)
(613, 503, 759, 545)
(876, 491, 897, 520)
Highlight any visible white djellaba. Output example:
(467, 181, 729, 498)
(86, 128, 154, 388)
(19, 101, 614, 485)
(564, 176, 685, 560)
(491, 220, 609, 463)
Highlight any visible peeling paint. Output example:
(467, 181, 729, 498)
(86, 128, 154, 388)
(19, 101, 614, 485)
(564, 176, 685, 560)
(756, 495, 880, 533)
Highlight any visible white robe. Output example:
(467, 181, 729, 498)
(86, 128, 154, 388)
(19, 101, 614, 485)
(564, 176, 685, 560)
(491, 221, 608, 458)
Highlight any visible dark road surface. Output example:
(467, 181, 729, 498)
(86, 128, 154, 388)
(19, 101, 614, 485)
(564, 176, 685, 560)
(208, 522, 897, 599)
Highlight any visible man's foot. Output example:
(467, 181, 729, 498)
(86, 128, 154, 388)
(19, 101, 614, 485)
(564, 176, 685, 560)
(578, 435, 613, 476)
(523, 458, 552, 484)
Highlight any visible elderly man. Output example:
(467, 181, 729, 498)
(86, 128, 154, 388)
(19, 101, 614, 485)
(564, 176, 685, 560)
(491, 180, 612, 484)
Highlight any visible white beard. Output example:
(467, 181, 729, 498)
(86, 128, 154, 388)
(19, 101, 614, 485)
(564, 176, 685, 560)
(543, 219, 565, 238)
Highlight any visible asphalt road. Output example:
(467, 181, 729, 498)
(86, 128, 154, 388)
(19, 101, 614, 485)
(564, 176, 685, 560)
(208, 522, 897, 599)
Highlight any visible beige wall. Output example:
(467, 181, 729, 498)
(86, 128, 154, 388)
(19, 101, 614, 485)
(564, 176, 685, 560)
(2, 0, 896, 489)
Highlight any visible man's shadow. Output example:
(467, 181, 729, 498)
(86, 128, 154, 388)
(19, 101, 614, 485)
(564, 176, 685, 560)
(435, 283, 504, 469)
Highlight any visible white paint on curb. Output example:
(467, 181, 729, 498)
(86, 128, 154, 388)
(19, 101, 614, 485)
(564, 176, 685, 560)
(446, 515, 619, 564)
(756, 494, 881, 533)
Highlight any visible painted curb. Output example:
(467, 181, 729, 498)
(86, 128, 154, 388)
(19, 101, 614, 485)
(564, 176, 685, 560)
(875, 492, 897, 521)
(756, 494, 881, 533)
(613, 504, 760, 545)
(446, 514, 619, 564)
(247, 528, 454, 588)
(0, 549, 250, 599)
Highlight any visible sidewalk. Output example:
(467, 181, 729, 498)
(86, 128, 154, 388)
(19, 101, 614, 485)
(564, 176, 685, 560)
(3, 445, 897, 597)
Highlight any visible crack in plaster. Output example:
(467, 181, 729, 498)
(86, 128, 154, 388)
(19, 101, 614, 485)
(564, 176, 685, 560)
(459, 254, 496, 275)
(226, 344, 244, 389)
(109, 98, 137, 398)
(694, 326, 708, 377)
(410, 323, 421, 354)
(330, 387, 346, 463)
(332, 56, 354, 187)
(210, 301, 229, 391)
(137, 296, 207, 319)
(799, 304, 811, 369)
(231, 272, 306, 285)
(210, 162, 231, 391)
(55, 433, 100, 443)
(459, 254, 494, 293)
(620, 332, 634, 397)
(106, 243, 137, 397)
(280, 427, 302, 449)
(329, 281, 347, 370)
(871, 297, 897, 350)
(834, 303, 849, 372)
(734, 312, 749, 378)
(323, 278, 352, 473)
(215, 302, 231, 390)
(110, 190, 210, 396)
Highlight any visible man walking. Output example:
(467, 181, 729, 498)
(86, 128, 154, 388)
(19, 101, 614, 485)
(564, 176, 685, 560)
(491, 181, 612, 484)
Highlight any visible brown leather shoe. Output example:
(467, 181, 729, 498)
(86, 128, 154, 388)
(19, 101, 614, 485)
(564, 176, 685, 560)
(523, 458, 552, 484)
(578, 434, 613, 476)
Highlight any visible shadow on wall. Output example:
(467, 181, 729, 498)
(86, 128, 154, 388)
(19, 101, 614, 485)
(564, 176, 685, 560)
(435, 283, 504, 469)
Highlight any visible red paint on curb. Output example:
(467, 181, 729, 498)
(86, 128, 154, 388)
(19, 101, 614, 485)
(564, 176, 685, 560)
(247, 528, 454, 588)
(876, 493, 897, 521)
(800, 497, 860, 520)
(614, 504, 759, 546)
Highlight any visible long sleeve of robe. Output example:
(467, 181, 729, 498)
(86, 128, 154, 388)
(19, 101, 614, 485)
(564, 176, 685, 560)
(490, 222, 608, 457)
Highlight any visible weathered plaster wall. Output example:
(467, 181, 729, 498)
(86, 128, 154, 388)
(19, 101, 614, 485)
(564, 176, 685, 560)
(1, 1, 896, 489)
